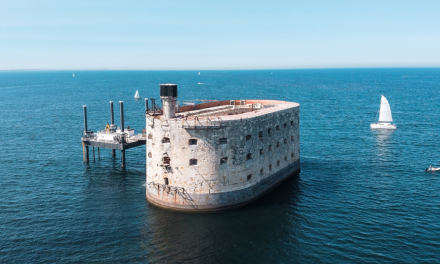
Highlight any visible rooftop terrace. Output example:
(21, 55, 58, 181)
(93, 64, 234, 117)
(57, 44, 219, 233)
(175, 99, 298, 121)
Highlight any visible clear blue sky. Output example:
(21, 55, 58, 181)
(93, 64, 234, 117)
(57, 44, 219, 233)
(1, 0, 439, 70)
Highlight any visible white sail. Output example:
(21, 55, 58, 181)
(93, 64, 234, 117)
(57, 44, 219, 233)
(378, 95, 393, 123)
(134, 90, 140, 99)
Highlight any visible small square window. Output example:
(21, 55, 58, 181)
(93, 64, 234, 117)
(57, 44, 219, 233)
(276, 142, 280, 148)
(277, 160, 280, 166)
(189, 159, 198, 166)
(162, 137, 170, 143)
(268, 128, 272, 136)
(291, 121, 294, 126)
(247, 174, 252, 181)
(269, 145, 272, 151)
(189, 139, 197, 145)
(219, 138, 227, 144)
(246, 153, 252, 160)
(276, 125, 280, 131)
(260, 169, 264, 175)
(284, 123, 287, 128)
(284, 156, 287, 161)
(260, 149, 264, 155)
(246, 135, 251, 141)
(259, 131, 263, 138)
(220, 157, 228, 164)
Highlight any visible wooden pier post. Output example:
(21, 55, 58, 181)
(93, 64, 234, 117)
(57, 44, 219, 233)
(93, 146, 95, 162)
(120, 101, 126, 168)
(98, 148, 100, 159)
(83, 105, 89, 163)
(110, 101, 116, 157)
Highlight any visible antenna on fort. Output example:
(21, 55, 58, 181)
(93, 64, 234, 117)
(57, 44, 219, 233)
(160, 83, 178, 119)
(145, 98, 149, 113)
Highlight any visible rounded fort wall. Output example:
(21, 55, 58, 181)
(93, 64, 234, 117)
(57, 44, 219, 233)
(146, 102, 300, 210)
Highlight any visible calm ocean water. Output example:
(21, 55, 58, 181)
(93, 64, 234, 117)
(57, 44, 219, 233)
(1, 69, 440, 263)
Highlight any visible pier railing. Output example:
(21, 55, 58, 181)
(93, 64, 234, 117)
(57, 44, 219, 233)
(83, 131, 145, 144)
(182, 116, 225, 129)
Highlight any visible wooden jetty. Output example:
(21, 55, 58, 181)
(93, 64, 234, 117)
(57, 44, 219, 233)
(81, 100, 147, 168)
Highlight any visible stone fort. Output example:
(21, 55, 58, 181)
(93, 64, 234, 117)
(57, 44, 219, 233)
(146, 84, 300, 211)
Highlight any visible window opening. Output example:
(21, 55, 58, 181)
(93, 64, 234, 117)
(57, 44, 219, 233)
(291, 121, 294, 126)
(189, 159, 198, 166)
(268, 128, 272, 136)
(162, 137, 170, 143)
(246, 135, 252, 141)
(220, 157, 228, 164)
(164, 177, 169, 185)
(276, 142, 280, 148)
(284, 139, 287, 144)
(269, 164, 272, 171)
(219, 138, 228, 144)
(163, 157, 170, 165)
(276, 125, 280, 131)
(269, 145, 272, 151)
(260, 169, 264, 176)
(189, 139, 198, 145)
(259, 131, 263, 138)
(148, 152, 152, 158)
(277, 160, 280, 166)
(148, 134, 153, 139)
(291, 136, 294, 141)
(246, 153, 252, 160)
(284, 123, 287, 128)
(260, 149, 264, 155)
(247, 174, 252, 181)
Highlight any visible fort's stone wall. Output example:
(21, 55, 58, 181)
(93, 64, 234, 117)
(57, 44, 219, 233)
(146, 100, 300, 211)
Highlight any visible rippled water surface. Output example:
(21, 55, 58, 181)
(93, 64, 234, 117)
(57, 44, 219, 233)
(1, 69, 440, 263)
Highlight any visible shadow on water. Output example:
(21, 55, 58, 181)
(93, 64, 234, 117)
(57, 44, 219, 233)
(139, 173, 305, 263)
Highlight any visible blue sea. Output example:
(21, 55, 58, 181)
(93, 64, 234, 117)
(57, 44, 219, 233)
(1, 69, 440, 263)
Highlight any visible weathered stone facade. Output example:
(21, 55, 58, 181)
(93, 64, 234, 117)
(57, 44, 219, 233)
(146, 99, 300, 211)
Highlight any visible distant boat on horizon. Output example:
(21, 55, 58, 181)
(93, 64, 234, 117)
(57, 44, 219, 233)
(370, 95, 397, 129)
(198, 72, 200, 75)
(134, 90, 141, 99)
(73, 73, 75, 77)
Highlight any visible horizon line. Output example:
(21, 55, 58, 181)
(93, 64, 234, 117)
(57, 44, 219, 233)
(1, 66, 440, 72)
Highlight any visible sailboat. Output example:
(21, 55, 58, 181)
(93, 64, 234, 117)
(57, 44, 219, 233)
(73, 73, 75, 77)
(370, 95, 397, 129)
(134, 90, 141, 99)
(198, 72, 200, 75)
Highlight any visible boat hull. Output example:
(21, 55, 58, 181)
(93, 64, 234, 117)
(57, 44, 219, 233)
(370, 123, 397, 129)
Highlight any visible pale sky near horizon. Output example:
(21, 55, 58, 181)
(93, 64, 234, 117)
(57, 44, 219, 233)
(1, 0, 439, 70)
